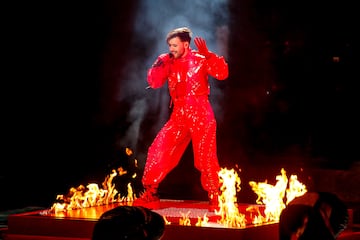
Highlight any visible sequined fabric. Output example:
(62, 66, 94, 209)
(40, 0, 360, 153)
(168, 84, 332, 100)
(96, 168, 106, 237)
(143, 50, 228, 196)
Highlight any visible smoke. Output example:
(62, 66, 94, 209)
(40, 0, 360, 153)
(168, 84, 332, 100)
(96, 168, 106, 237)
(119, 98, 146, 147)
(116, 0, 230, 154)
(134, 0, 230, 60)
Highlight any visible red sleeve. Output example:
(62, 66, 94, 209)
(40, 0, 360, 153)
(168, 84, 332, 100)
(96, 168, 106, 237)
(147, 54, 171, 88)
(206, 52, 229, 80)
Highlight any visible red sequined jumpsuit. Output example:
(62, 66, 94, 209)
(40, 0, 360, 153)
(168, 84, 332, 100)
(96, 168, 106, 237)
(143, 49, 228, 198)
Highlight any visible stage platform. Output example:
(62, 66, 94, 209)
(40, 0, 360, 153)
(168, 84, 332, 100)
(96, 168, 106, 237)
(3, 199, 279, 240)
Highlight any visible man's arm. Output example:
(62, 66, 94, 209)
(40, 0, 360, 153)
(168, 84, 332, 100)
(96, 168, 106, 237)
(194, 37, 229, 80)
(147, 53, 172, 88)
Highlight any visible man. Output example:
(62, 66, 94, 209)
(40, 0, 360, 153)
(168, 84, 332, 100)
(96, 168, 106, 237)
(136, 27, 228, 211)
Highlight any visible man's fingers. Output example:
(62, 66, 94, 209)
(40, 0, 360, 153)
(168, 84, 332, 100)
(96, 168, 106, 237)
(195, 38, 206, 49)
(195, 37, 204, 45)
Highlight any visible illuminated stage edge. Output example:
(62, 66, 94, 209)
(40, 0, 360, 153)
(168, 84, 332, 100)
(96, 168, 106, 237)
(5, 199, 279, 240)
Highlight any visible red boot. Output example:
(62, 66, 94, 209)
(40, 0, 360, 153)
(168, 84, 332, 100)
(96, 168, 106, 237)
(208, 192, 220, 212)
(133, 185, 160, 209)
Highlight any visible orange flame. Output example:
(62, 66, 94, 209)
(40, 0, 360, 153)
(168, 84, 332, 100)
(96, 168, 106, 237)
(286, 174, 307, 204)
(49, 146, 307, 230)
(179, 211, 192, 226)
(50, 149, 140, 213)
(249, 168, 307, 223)
(216, 167, 247, 228)
(195, 213, 209, 227)
(163, 216, 171, 225)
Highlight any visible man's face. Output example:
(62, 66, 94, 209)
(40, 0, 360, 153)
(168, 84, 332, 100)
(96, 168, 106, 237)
(168, 37, 189, 59)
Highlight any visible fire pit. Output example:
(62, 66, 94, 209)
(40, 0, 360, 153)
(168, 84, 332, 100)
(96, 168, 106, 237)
(4, 164, 307, 240)
(5, 199, 279, 240)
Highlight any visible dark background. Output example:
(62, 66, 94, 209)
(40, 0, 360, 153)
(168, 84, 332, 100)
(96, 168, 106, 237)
(1, 0, 357, 211)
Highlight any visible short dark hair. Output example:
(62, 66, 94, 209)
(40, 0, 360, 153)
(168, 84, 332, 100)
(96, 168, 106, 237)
(92, 206, 165, 240)
(166, 27, 192, 43)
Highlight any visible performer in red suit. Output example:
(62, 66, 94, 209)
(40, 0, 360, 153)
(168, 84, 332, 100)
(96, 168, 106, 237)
(136, 27, 228, 211)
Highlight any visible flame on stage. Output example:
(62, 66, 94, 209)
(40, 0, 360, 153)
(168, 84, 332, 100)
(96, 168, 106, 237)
(49, 148, 307, 228)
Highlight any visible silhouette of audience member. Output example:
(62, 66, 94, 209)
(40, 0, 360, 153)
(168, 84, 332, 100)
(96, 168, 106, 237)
(279, 192, 349, 240)
(92, 206, 165, 240)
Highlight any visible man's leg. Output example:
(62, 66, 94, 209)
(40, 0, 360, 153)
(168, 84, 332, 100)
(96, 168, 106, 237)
(192, 113, 221, 211)
(136, 119, 191, 205)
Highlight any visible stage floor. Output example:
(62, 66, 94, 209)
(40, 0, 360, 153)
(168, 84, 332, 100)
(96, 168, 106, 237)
(4, 199, 279, 240)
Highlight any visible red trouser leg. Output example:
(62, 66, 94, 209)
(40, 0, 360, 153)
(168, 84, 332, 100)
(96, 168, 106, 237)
(142, 115, 191, 188)
(142, 96, 221, 199)
(191, 101, 220, 195)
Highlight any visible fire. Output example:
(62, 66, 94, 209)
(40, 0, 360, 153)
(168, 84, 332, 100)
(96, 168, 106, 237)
(50, 172, 121, 213)
(50, 148, 140, 213)
(126, 183, 134, 202)
(195, 213, 209, 227)
(163, 216, 171, 225)
(49, 146, 307, 229)
(214, 167, 307, 227)
(216, 167, 247, 228)
(179, 211, 192, 226)
(286, 173, 307, 204)
(246, 205, 266, 225)
(249, 168, 307, 223)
